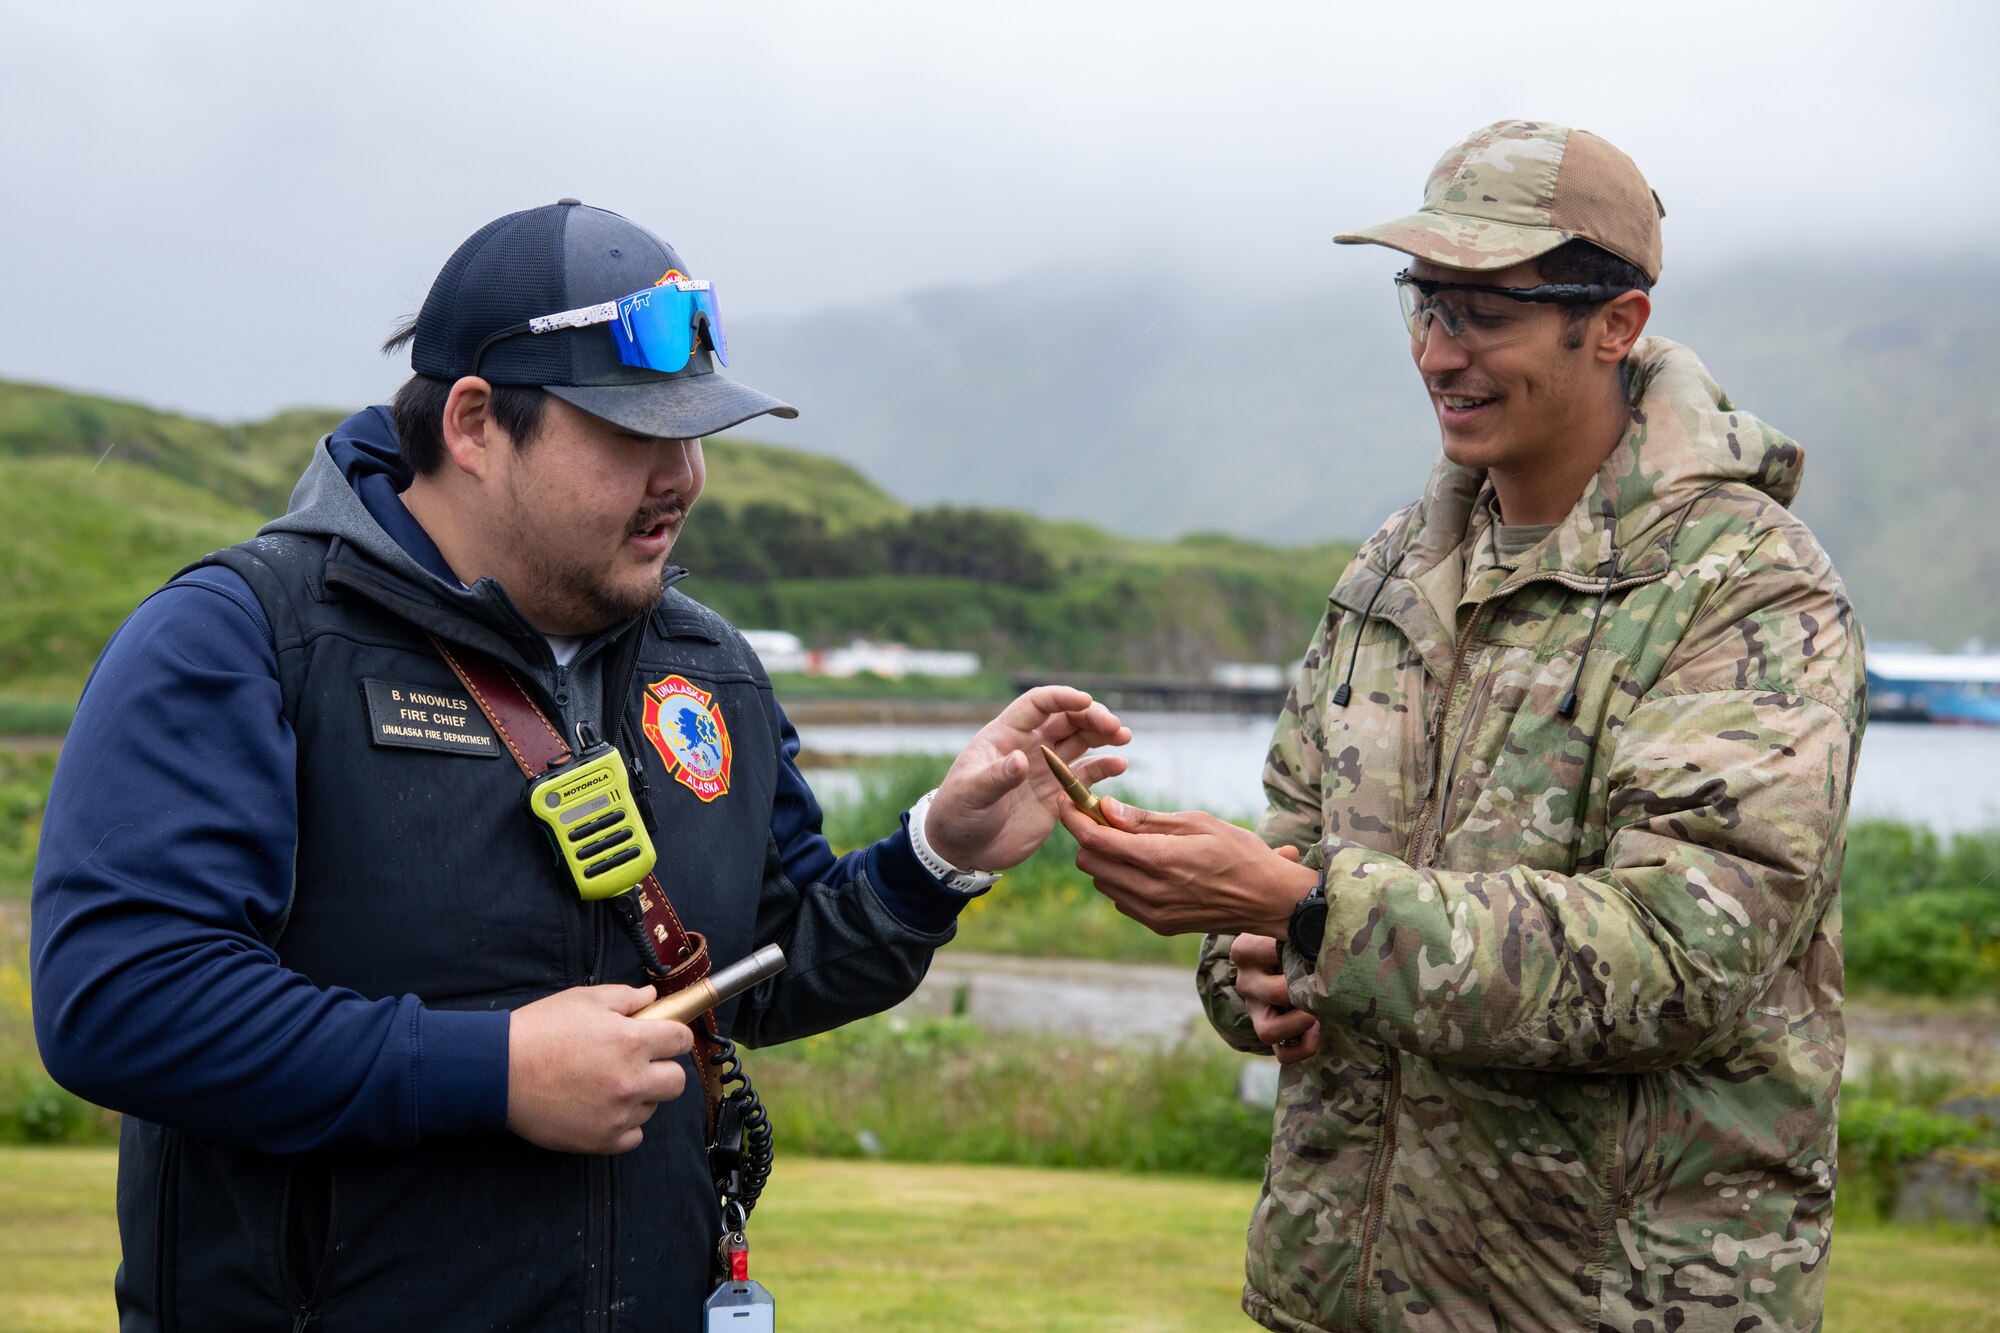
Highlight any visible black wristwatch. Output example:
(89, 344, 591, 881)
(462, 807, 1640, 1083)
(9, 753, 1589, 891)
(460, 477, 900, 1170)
(1287, 876, 1329, 958)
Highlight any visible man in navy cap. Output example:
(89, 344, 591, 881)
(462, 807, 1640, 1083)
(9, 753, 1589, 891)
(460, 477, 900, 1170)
(32, 200, 1129, 1330)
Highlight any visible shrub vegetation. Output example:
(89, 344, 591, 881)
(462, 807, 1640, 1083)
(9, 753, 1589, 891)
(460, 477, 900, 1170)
(755, 1013, 1268, 1178)
(1843, 819, 2000, 998)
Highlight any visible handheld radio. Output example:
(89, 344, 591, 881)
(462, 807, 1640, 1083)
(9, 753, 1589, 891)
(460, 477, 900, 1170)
(526, 723, 657, 899)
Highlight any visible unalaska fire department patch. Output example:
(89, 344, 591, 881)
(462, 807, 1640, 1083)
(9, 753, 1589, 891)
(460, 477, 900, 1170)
(641, 675, 732, 802)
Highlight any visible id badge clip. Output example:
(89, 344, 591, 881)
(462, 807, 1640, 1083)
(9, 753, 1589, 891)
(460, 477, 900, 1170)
(703, 1279, 775, 1330)
(526, 723, 658, 900)
(705, 1223, 775, 1331)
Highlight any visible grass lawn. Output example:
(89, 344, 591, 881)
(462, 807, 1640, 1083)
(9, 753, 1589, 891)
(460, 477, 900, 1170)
(1, 1149, 1994, 1331)
(0, 1148, 123, 1333)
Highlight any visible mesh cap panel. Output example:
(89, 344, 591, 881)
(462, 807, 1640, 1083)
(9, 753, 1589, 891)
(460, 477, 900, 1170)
(413, 205, 575, 384)
(1548, 130, 1663, 282)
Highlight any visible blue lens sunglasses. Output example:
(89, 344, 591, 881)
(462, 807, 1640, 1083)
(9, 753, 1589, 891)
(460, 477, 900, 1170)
(470, 277, 729, 378)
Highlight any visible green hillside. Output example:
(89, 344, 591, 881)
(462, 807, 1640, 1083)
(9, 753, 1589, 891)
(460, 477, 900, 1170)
(0, 381, 1352, 724)
(0, 381, 339, 515)
(0, 382, 339, 701)
(0, 459, 264, 691)
(702, 432, 907, 532)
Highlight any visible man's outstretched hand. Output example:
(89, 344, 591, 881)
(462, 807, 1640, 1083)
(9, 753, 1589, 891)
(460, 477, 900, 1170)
(1059, 797, 1319, 938)
(923, 685, 1129, 871)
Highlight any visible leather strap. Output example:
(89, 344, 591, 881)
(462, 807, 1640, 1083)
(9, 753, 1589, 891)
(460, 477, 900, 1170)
(429, 634, 726, 1135)
(429, 636, 574, 775)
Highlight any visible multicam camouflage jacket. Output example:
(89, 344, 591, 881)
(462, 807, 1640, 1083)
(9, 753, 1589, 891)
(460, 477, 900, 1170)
(1198, 337, 1865, 1333)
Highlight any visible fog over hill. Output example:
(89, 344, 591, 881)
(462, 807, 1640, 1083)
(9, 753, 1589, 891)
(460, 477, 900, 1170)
(732, 258, 2000, 649)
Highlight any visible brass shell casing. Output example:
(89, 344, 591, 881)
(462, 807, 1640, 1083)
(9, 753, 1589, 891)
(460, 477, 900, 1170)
(636, 944, 787, 1023)
(1040, 745, 1110, 826)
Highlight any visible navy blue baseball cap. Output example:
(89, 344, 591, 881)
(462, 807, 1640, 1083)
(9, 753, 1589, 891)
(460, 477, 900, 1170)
(410, 199, 797, 438)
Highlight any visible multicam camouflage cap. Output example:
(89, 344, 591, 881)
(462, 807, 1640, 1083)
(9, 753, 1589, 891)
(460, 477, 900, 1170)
(1337, 120, 1665, 283)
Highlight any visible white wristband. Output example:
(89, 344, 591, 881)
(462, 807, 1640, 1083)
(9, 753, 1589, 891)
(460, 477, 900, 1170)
(907, 788, 1002, 893)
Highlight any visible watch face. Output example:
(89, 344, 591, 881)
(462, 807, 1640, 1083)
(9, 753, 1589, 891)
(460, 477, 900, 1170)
(1289, 890, 1329, 958)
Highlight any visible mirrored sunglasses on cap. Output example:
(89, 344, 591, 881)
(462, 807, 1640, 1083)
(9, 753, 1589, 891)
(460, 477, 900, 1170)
(470, 275, 729, 378)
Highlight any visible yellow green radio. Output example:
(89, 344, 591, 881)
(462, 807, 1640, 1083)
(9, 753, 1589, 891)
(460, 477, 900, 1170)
(526, 723, 657, 899)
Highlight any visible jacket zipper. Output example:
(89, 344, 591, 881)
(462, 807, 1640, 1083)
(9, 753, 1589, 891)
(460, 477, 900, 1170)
(586, 903, 614, 1332)
(278, 1163, 340, 1333)
(1355, 565, 1655, 1329)
(571, 815, 613, 1329)
(1352, 1053, 1402, 1332)
(586, 1154, 613, 1333)
(1432, 657, 1502, 864)
(562, 670, 614, 1333)
(1353, 600, 1487, 1331)
(1617, 1073, 1665, 1215)
(584, 627, 662, 1332)
(1404, 605, 1494, 870)
(155, 1131, 180, 1333)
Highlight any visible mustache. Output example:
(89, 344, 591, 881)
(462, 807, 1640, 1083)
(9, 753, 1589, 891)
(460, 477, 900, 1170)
(1424, 373, 1500, 397)
(629, 495, 690, 532)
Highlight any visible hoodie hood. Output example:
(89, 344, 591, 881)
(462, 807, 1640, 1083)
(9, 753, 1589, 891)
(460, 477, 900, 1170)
(258, 408, 566, 653)
(262, 407, 437, 578)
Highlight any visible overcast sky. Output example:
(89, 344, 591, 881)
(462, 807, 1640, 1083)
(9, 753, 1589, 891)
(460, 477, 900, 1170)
(2, 0, 1990, 425)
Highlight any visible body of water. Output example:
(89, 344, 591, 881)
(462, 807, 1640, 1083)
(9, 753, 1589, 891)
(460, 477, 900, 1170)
(799, 715, 2000, 834)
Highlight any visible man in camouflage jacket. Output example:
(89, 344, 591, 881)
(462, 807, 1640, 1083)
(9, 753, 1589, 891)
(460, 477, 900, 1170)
(1063, 121, 1864, 1333)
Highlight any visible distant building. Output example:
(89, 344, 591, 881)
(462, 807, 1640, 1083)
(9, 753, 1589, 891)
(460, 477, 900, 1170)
(814, 639, 981, 679)
(739, 632, 979, 680)
(740, 629, 808, 674)
(1211, 662, 1286, 689)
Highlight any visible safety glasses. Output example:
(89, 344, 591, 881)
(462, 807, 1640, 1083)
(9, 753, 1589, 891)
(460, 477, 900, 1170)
(470, 277, 729, 377)
(1394, 269, 1629, 351)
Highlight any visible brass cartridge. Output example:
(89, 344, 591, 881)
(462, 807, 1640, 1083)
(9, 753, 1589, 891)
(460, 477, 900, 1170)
(636, 944, 787, 1024)
(1040, 744, 1110, 826)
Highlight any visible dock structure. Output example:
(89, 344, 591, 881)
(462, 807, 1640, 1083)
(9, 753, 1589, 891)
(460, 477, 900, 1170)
(1012, 672, 1288, 717)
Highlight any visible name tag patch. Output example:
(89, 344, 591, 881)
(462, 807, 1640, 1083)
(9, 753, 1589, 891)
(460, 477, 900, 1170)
(362, 678, 501, 758)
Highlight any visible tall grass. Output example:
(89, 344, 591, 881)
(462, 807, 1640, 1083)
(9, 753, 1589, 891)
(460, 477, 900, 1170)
(754, 1012, 1269, 1178)
(0, 700, 70, 737)
(1, 748, 116, 1141)
(0, 751, 57, 903)
(0, 923, 115, 1146)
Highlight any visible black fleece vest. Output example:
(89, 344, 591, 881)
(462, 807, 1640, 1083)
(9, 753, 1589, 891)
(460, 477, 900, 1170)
(114, 532, 783, 1333)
